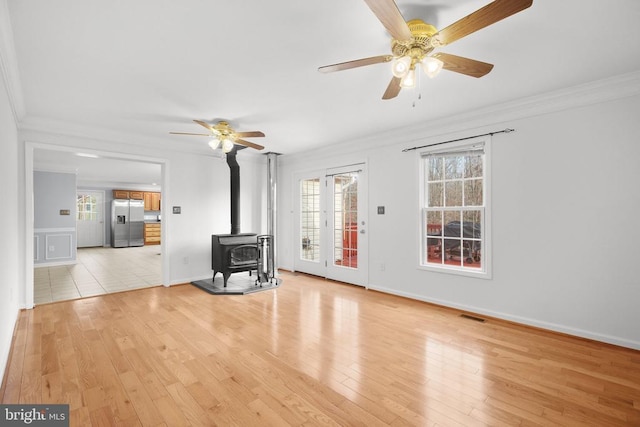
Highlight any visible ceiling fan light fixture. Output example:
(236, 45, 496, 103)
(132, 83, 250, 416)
(221, 138, 235, 153)
(422, 56, 444, 79)
(208, 138, 221, 150)
(391, 56, 411, 78)
(400, 68, 416, 88)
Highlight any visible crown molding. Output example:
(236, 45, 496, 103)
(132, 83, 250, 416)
(282, 70, 640, 164)
(0, 0, 25, 121)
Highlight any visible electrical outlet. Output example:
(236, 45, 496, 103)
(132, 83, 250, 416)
(380, 263, 385, 271)
(183, 256, 189, 265)
(48, 245, 55, 252)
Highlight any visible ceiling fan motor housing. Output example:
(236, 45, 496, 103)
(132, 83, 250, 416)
(391, 19, 437, 63)
(213, 121, 236, 140)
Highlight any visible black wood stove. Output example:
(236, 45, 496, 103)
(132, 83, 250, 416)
(210, 147, 259, 287)
(211, 233, 257, 287)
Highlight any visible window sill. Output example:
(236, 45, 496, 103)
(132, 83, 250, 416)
(418, 263, 492, 280)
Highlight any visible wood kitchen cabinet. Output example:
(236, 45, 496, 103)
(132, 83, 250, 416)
(143, 192, 161, 211)
(115, 190, 161, 210)
(113, 190, 130, 199)
(143, 192, 152, 210)
(151, 192, 161, 211)
(144, 223, 161, 245)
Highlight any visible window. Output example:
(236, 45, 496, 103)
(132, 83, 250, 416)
(300, 178, 321, 262)
(420, 138, 490, 277)
(77, 194, 97, 221)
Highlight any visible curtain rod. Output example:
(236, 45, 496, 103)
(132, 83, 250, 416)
(325, 169, 362, 177)
(401, 128, 515, 152)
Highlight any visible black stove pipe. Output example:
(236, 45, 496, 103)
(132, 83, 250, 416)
(226, 148, 241, 235)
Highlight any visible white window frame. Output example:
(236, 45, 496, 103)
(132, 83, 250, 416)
(418, 136, 492, 279)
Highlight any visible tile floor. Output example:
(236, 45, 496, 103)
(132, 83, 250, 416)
(34, 245, 162, 304)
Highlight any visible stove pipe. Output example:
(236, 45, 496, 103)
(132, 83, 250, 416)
(226, 148, 241, 235)
(266, 152, 279, 268)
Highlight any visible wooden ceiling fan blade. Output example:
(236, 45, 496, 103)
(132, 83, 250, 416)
(235, 131, 265, 138)
(235, 139, 264, 151)
(433, 53, 494, 78)
(193, 119, 214, 131)
(319, 55, 393, 73)
(169, 132, 211, 136)
(433, 0, 533, 47)
(382, 76, 402, 100)
(363, 0, 413, 41)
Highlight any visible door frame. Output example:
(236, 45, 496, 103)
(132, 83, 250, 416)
(24, 141, 170, 309)
(293, 162, 369, 286)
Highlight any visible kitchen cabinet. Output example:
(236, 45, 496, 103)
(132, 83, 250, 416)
(151, 192, 161, 211)
(144, 223, 161, 245)
(113, 190, 130, 199)
(143, 192, 152, 210)
(115, 190, 161, 211)
(143, 192, 161, 211)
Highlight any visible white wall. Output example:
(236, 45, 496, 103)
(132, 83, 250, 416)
(0, 54, 20, 384)
(278, 78, 640, 350)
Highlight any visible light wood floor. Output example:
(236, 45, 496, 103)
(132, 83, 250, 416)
(2, 271, 639, 426)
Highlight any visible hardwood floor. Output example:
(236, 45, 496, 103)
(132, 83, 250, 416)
(2, 271, 639, 426)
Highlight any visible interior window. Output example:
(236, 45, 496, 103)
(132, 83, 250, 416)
(421, 138, 490, 277)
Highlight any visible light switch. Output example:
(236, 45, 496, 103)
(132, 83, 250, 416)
(377, 206, 385, 215)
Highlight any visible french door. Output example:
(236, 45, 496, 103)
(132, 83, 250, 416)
(76, 190, 105, 247)
(294, 164, 368, 286)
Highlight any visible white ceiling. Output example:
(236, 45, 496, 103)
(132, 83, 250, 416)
(33, 148, 162, 188)
(7, 0, 640, 183)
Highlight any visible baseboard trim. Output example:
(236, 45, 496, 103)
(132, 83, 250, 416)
(0, 309, 21, 401)
(34, 259, 77, 268)
(366, 284, 640, 351)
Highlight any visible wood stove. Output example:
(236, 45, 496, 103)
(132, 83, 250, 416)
(209, 147, 278, 288)
(211, 233, 257, 287)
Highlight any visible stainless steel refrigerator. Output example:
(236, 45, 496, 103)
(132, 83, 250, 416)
(111, 199, 145, 247)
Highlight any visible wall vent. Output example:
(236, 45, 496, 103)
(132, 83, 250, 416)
(460, 313, 486, 323)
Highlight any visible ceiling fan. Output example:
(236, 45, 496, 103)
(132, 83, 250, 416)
(170, 120, 265, 152)
(318, 0, 533, 99)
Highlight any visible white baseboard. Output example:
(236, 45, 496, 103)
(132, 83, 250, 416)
(169, 275, 212, 286)
(0, 310, 19, 393)
(366, 284, 640, 351)
(34, 259, 77, 268)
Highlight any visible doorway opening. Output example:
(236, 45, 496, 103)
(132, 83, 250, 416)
(26, 142, 168, 307)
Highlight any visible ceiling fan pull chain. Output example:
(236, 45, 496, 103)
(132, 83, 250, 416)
(412, 90, 423, 108)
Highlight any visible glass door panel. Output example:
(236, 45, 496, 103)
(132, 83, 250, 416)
(326, 165, 367, 285)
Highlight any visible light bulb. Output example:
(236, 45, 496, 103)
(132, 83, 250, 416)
(400, 68, 416, 88)
(422, 56, 443, 78)
(392, 56, 411, 78)
(222, 138, 235, 153)
(208, 138, 221, 150)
